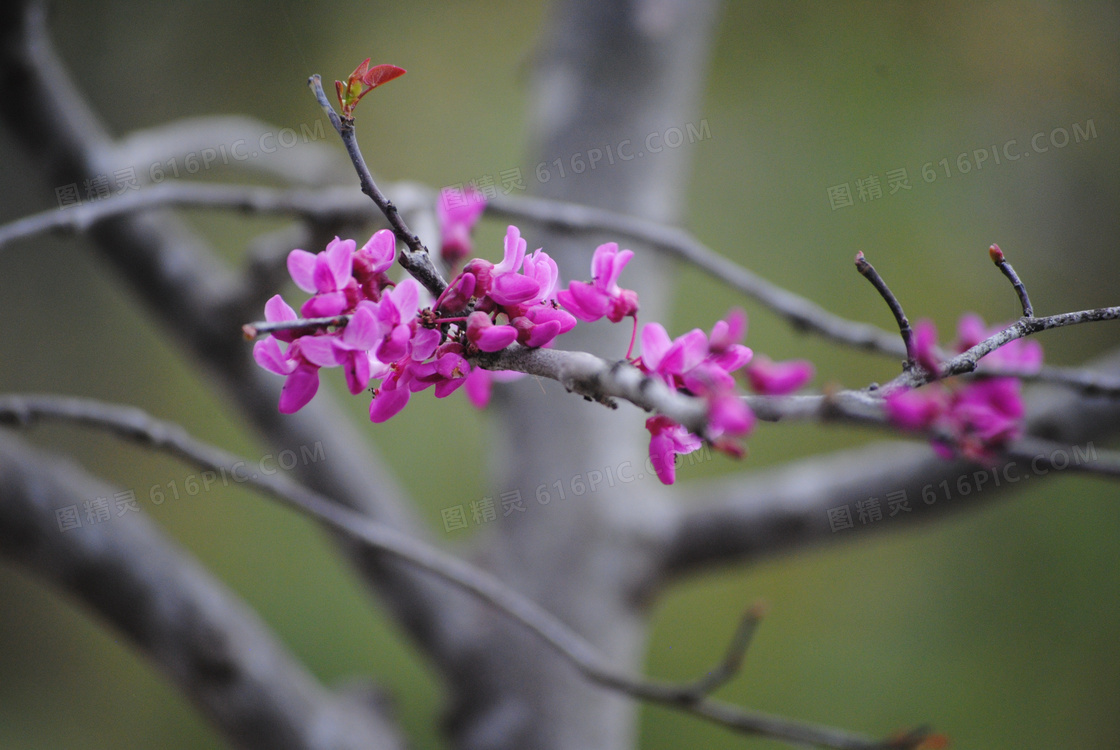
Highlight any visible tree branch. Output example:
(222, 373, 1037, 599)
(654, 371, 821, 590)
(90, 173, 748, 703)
(307, 74, 447, 298)
(0, 0, 465, 674)
(487, 193, 908, 358)
(0, 431, 405, 750)
(0, 392, 929, 750)
(663, 349, 1120, 578)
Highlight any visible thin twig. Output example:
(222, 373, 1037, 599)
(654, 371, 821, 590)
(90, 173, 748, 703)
(488, 193, 908, 359)
(854, 251, 913, 365)
(922, 307, 1120, 384)
(0, 393, 924, 750)
(242, 315, 351, 339)
(744, 391, 1120, 478)
(308, 74, 447, 298)
(682, 602, 767, 699)
(0, 183, 377, 251)
(988, 244, 1033, 318)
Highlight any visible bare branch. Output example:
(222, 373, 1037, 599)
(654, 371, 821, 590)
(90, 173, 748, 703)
(1004, 363, 1120, 398)
(988, 244, 1034, 318)
(664, 349, 1120, 577)
(488, 193, 908, 359)
(854, 251, 914, 365)
(0, 182, 376, 250)
(0, 0, 460, 671)
(307, 74, 447, 298)
(0, 393, 927, 750)
(114, 115, 350, 187)
(884, 306, 1120, 389)
(681, 602, 766, 699)
(0, 431, 405, 750)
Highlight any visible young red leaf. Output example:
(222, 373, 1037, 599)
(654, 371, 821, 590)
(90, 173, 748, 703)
(361, 64, 406, 89)
(348, 57, 372, 81)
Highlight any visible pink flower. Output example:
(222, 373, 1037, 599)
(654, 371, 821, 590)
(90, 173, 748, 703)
(646, 415, 702, 485)
(556, 242, 639, 323)
(707, 390, 754, 439)
(885, 354, 1030, 462)
(369, 379, 411, 423)
(635, 310, 757, 479)
(954, 313, 1043, 374)
(639, 323, 709, 389)
(884, 386, 947, 431)
(287, 237, 358, 317)
(330, 302, 388, 394)
(437, 187, 486, 267)
(253, 336, 321, 415)
(436, 271, 477, 313)
(353, 229, 397, 302)
(466, 311, 518, 352)
(744, 356, 814, 395)
(463, 367, 524, 409)
(489, 226, 542, 306)
(910, 319, 941, 375)
(370, 279, 423, 363)
(252, 295, 322, 414)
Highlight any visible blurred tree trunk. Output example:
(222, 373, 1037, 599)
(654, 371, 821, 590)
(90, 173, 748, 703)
(445, 2, 721, 748)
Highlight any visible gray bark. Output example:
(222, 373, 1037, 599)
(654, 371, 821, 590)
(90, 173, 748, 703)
(443, 2, 722, 749)
(0, 432, 404, 750)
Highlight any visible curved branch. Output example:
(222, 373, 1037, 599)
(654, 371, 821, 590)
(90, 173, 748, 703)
(663, 349, 1120, 578)
(0, 431, 404, 750)
(0, 0, 461, 672)
(487, 193, 908, 358)
(114, 115, 350, 187)
(0, 393, 929, 750)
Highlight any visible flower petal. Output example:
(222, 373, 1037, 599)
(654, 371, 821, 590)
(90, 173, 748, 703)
(745, 356, 814, 395)
(640, 323, 673, 372)
(490, 272, 542, 306)
(369, 386, 410, 423)
(296, 336, 341, 367)
(287, 250, 318, 293)
(278, 363, 319, 414)
(253, 336, 293, 375)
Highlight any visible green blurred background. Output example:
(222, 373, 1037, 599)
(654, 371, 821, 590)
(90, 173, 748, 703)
(1, 1, 1118, 748)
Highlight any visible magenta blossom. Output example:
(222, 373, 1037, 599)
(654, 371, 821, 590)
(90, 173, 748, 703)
(886, 378, 1024, 462)
(557, 242, 639, 323)
(466, 311, 518, 352)
(885, 313, 1042, 460)
(488, 226, 543, 306)
(744, 356, 814, 396)
(954, 313, 1043, 374)
(910, 319, 941, 375)
(437, 186, 487, 268)
(353, 229, 397, 302)
(646, 415, 703, 485)
(370, 279, 423, 363)
(635, 309, 757, 475)
(252, 296, 322, 414)
(287, 237, 359, 317)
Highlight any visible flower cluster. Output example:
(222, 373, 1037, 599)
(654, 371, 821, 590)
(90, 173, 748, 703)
(885, 313, 1043, 461)
(633, 309, 815, 483)
(253, 224, 602, 425)
(253, 216, 818, 485)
